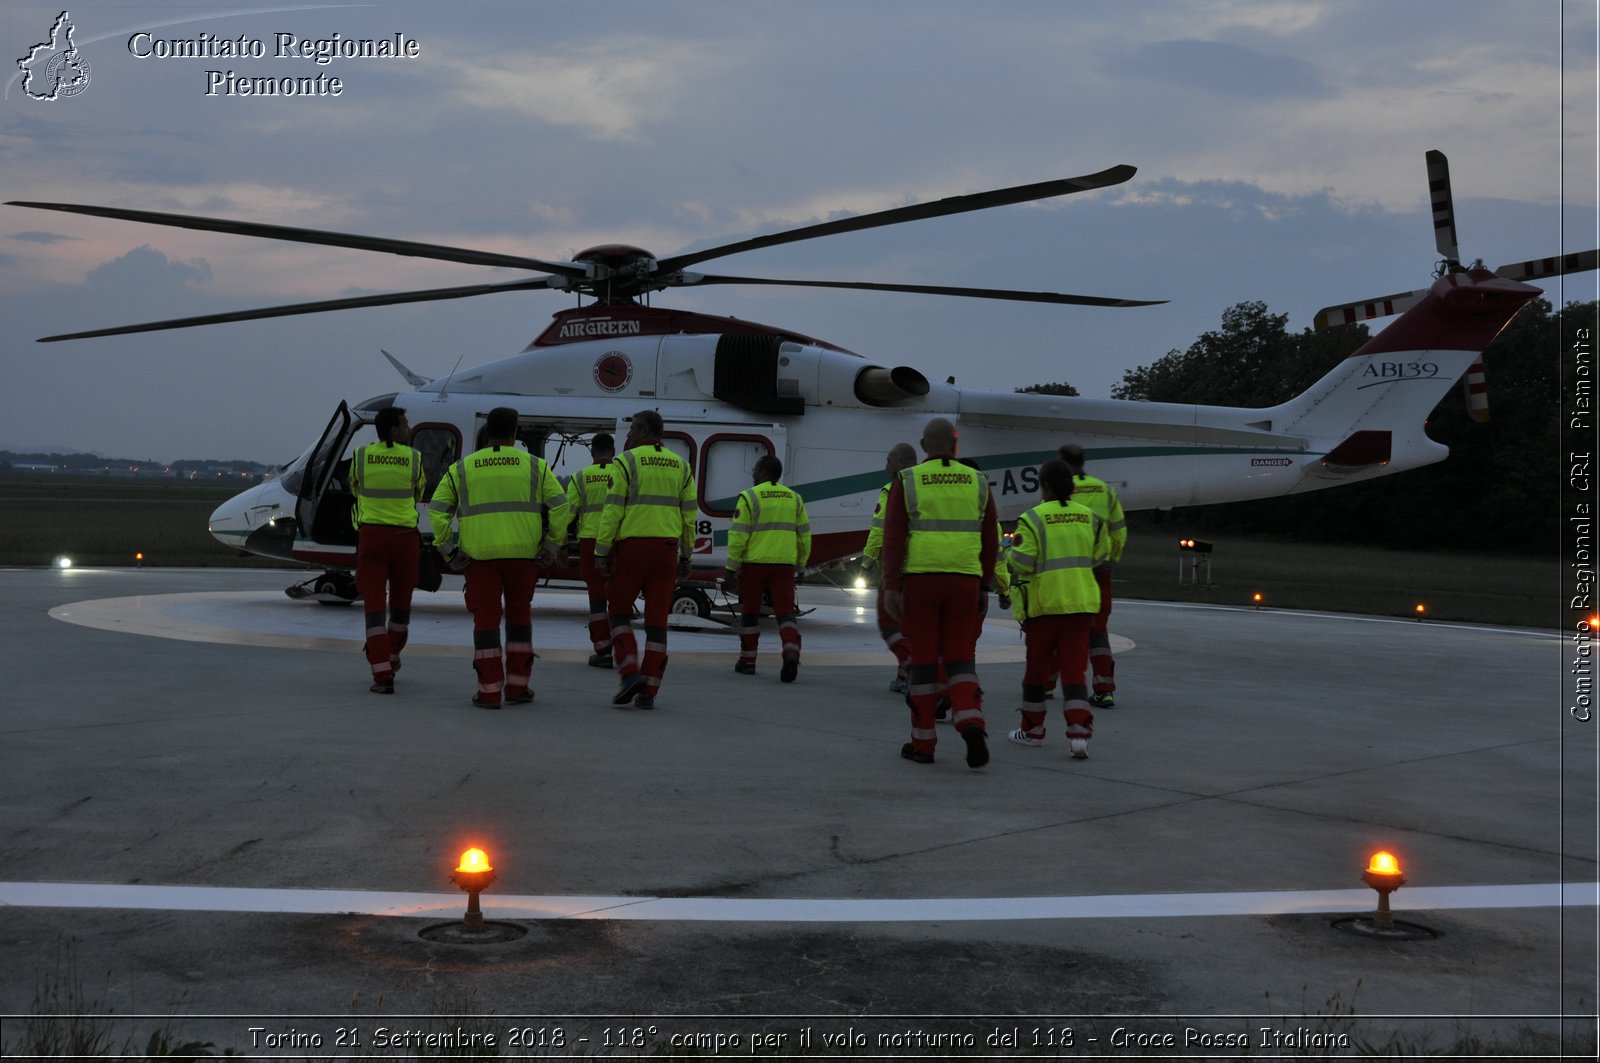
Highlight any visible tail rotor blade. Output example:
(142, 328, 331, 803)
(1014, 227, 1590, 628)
(1425, 149, 1460, 267)
(1494, 248, 1600, 282)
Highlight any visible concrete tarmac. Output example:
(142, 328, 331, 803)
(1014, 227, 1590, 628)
(0, 566, 1594, 1059)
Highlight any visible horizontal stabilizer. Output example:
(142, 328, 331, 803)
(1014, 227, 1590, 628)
(1313, 288, 1426, 331)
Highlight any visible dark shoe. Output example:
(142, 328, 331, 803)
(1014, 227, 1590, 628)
(588, 653, 613, 669)
(962, 728, 990, 769)
(734, 661, 756, 675)
(471, 694, 501, 710)
(369, 680, 394, 695)
(780, 659, 798, 683)
(613, 674, 648, 705)
(888, 677, 908, 694)
(1089, 692, 1116, 709)
(634, 694, 655, 710)
(504, 689, 534, 705)
(900, 742, 934, 764)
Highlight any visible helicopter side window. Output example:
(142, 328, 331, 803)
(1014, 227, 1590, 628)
(410, 424, 461, 501)
(701, 435, 775, 516)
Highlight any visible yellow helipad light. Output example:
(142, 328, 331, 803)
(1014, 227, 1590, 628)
(451, 846, 497, 932)
(1362, 849, 1406, 930)
(456, 847, 492, 874)
(1367, 850, 1401, 877)
(1252, 592, 1263, 604)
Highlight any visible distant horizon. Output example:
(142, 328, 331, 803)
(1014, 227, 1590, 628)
(0, 446, 275, 469)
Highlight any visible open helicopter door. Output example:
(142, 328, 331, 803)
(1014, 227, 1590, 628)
(294, 400, 360, 555)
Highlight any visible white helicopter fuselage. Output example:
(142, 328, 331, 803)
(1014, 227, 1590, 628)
(206, 270, 1540, 577)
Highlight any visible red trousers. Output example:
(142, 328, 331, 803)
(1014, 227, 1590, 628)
(578, 538, 611, 655)
(900, 573, 985, 756)
(737, 563, 800, 667)
(607, 538, 678, 696)
(1089, 568, 1116, 694)
(463, 558, 537, 705)
(1016, 613, 1094, 744)
(875, 585, 912, 681)
(355, 524, 419, 684)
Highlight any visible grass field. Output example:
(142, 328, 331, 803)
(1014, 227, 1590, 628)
(0, 474, 1561, 628)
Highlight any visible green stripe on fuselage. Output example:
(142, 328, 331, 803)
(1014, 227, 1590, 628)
(787, 444, 1320, 505)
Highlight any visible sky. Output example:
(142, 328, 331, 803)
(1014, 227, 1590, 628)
(2, 0, 1596, 463)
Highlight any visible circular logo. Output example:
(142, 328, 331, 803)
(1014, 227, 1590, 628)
(593, 351, 632, 392)
(46, 51, 91, 98)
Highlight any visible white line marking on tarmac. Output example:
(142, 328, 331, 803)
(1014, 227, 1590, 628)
(2, 881, 1593, 922)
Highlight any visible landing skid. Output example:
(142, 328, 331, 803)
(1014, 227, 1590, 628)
(285, 570, 359, 606)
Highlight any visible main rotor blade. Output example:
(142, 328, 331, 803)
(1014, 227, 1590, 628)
(674, 272, 1164, 308)
(1425, 150, 1460, 266)
(1494, 248, 1600, 282)
(654, 165, 1137, 274)
(36, 278, 555, 342)
(7, 201, 589, 278)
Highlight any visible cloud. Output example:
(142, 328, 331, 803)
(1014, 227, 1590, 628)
(1126, 39, 1327, 98)
(436, 38, 737, 141)
(9, 231, 79, 244)
(83, 244, 212, 292)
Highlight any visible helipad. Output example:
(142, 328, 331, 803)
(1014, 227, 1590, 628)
(0, 566, 1593, 1056)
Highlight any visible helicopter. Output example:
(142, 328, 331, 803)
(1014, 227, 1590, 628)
(10, 154, 1593, 611)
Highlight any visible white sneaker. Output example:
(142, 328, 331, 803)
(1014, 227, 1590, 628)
(1069, 738, 1089, 760)
(1007, 728, 1042, 748)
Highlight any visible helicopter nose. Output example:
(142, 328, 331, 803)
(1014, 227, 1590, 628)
(209, 480, 295, 557)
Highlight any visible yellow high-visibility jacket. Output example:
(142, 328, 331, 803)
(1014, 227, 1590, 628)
(565, 462, 614, 540)
(349, 442, 423, 528)
(727, 481, 811, 569)
(427, 446, 570, 560)
(596, 443, 696, 558)
(1005, 498, 1104, 618)
(1070, 473, 1126, 565)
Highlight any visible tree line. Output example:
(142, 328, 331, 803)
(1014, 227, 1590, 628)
(1021, 298, 1596, 554)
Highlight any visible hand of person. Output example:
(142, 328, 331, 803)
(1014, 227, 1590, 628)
(997, 592, 1012, 612)
(445, 550, 470, 573)
(536, 546, 558, 567)
(594, 553, 611, 577)
(883, 589, 904, 620)
(978, 586, 991, 617)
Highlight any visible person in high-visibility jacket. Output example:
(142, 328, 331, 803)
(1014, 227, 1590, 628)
(880, 417, 999, 769)
(861, 442, 918, 694)
(595, 409, 697, 710)
(349, 406, 425, 694)
(1004, 457, 1106, 759)
(428, 406, 571, 709)
(565, 432, 616, 669)
(721, 454, 811, 682)
(1059, 443, 1127, 708)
